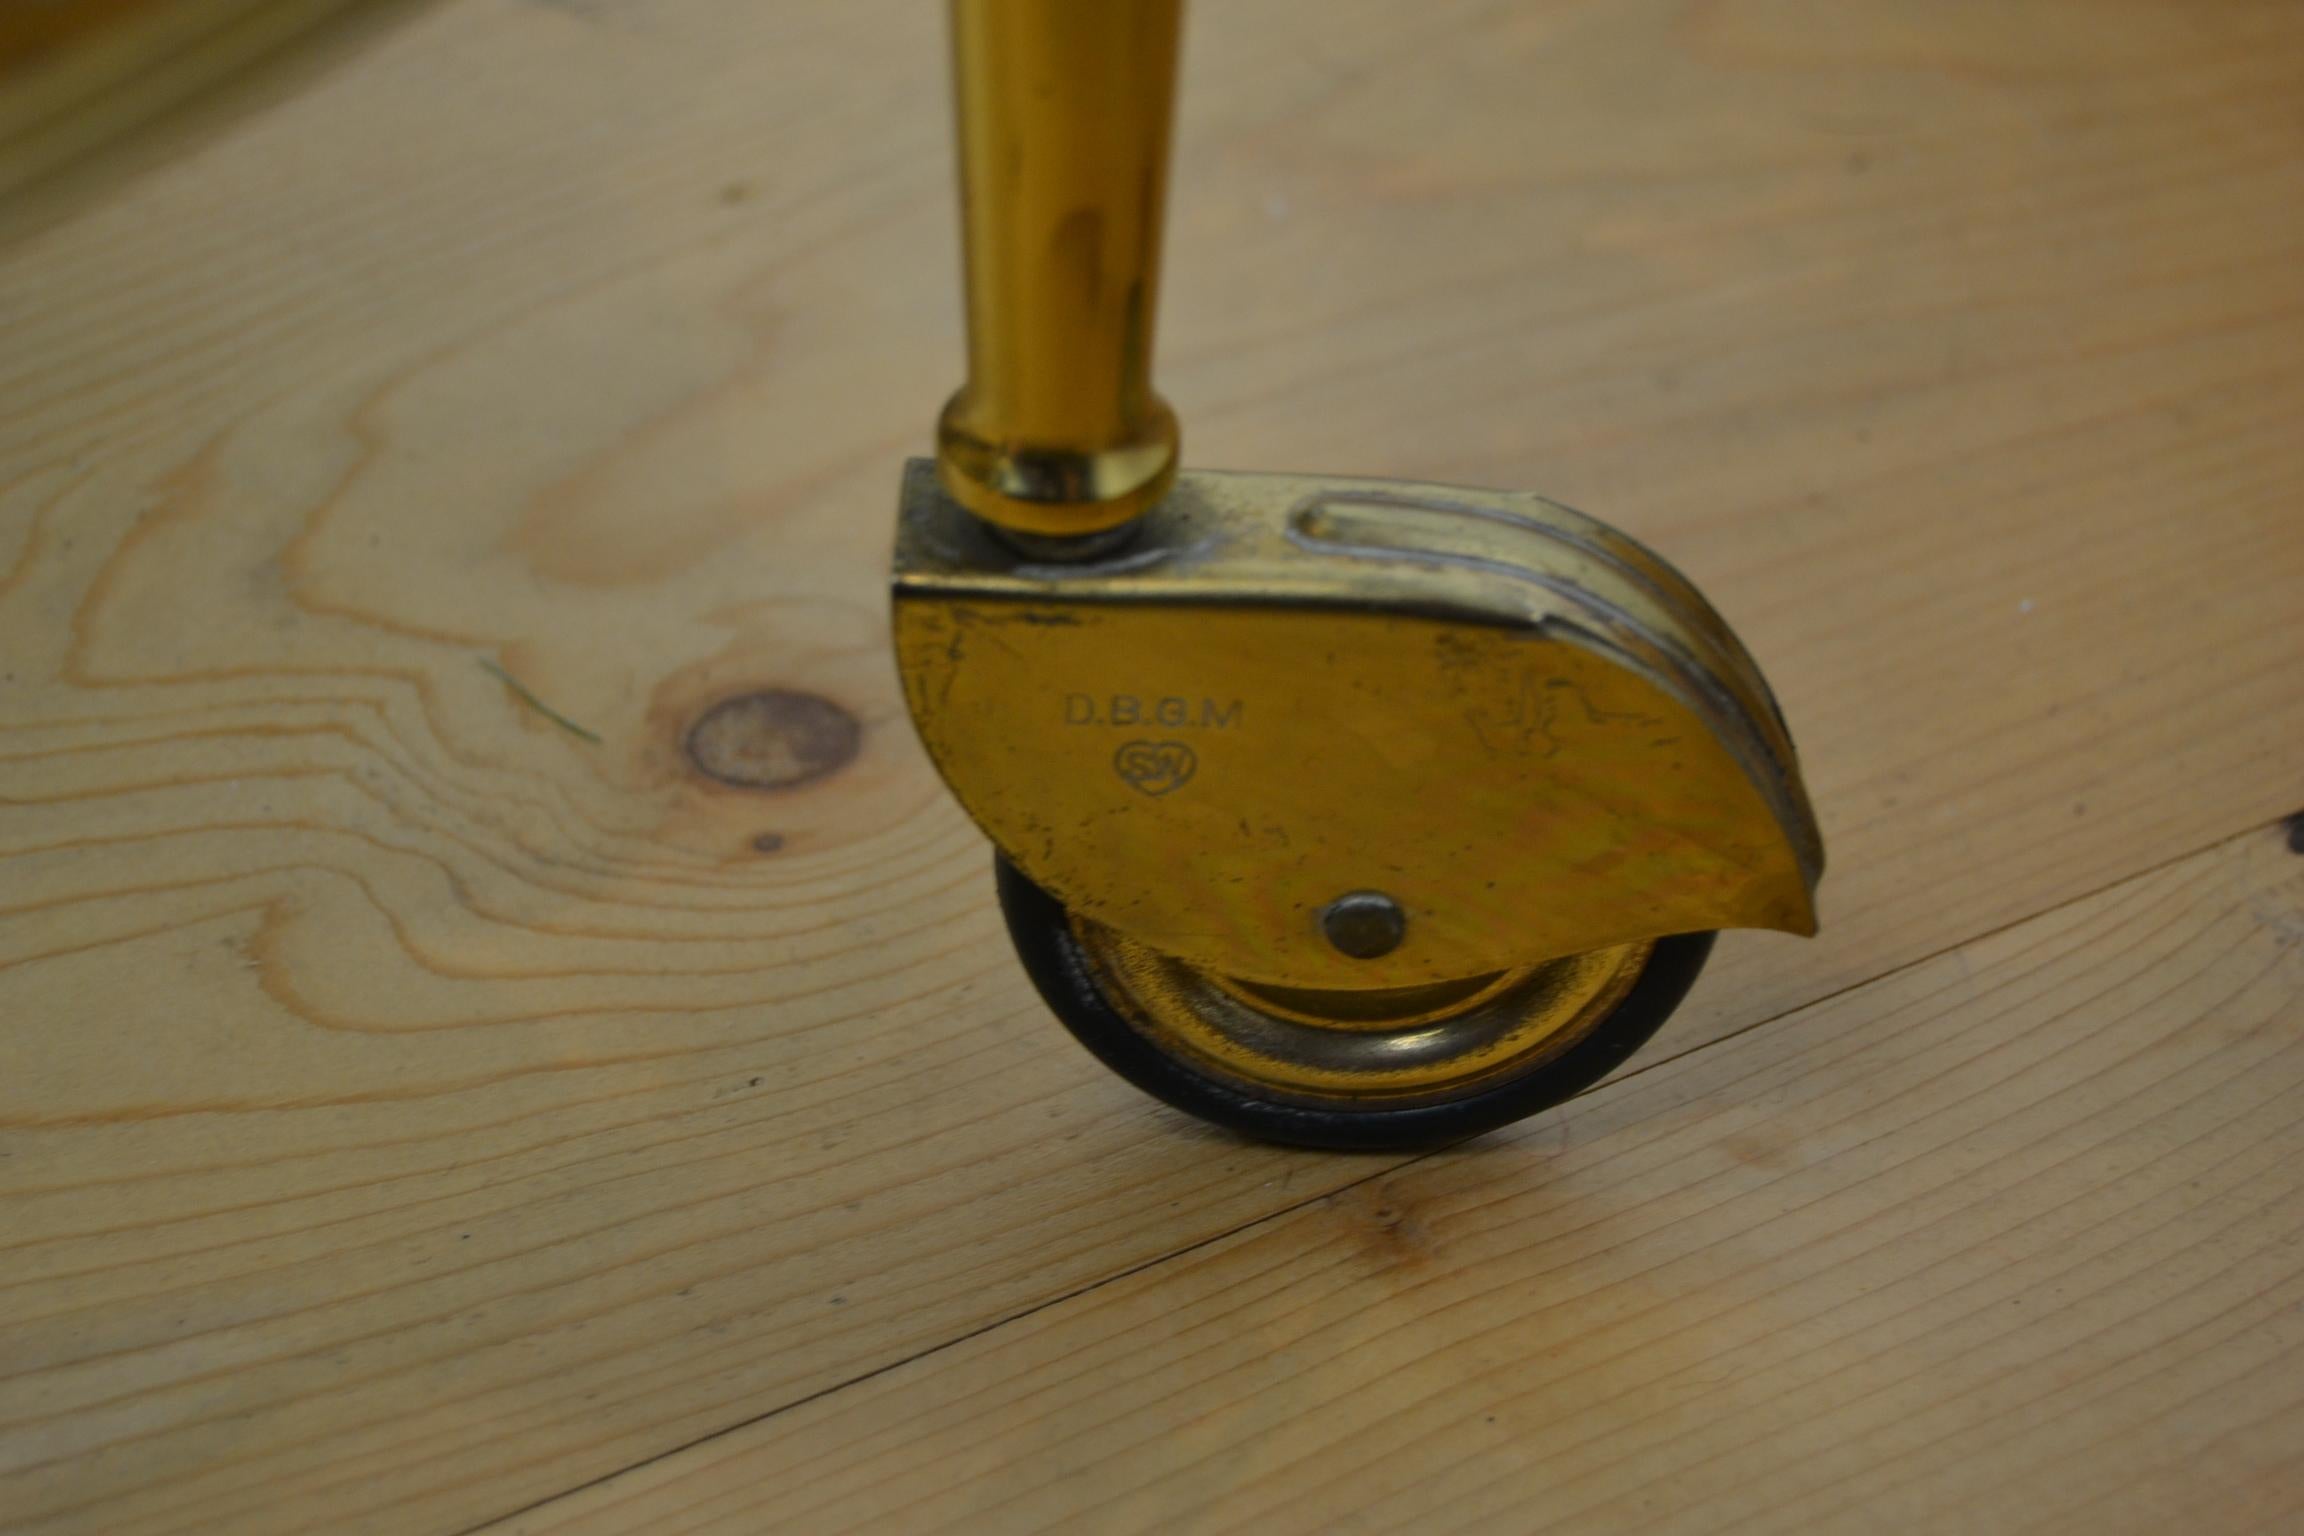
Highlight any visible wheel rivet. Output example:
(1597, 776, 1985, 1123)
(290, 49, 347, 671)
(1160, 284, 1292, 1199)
(1322, 891, 1407, 960)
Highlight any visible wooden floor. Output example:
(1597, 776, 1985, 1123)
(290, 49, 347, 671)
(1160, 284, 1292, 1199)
(4, 1, 2302, 1531)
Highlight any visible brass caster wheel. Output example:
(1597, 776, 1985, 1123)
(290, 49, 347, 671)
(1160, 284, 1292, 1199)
(893, 0, 1823, 1153)
(998, 857, 1715, 1150)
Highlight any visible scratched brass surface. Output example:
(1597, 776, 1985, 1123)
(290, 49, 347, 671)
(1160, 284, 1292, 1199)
(893, 460, 1823, 992)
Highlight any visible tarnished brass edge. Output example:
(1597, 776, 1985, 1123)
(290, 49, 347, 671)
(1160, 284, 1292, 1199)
(896, 462, 1824, 904)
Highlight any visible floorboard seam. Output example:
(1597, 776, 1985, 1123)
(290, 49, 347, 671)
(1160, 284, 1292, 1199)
(453, 813, 2292, 1535)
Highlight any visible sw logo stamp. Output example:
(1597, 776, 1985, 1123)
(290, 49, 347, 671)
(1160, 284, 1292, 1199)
(1113, 740, 1197, 796)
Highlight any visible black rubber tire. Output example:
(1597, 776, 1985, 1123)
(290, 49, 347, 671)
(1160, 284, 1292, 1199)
(996, 857, 1715, 1151)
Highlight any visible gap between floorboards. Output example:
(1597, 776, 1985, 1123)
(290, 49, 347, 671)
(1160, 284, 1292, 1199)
(452, 810, 2299, 1536)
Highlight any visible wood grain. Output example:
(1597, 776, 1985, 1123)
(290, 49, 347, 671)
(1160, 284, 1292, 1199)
(0, 0, 423, 236)
(2, 0, 2301, 1531)
(500, 822, 2304, 1536)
